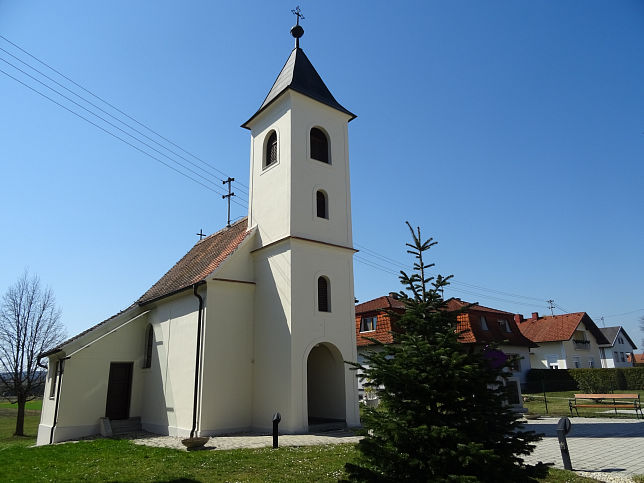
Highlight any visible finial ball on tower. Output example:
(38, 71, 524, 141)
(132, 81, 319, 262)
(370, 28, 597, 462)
(290, 24, 304, 39)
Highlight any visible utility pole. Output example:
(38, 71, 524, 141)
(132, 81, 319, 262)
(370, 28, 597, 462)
(547, 299, 555, 316)
(222, 177, 235, 227)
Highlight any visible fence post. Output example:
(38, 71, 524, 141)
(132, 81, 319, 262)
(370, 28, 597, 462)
(542, 377, 548, 414)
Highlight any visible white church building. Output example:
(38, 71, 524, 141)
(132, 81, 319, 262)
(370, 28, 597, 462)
(37, 23, 360, 445)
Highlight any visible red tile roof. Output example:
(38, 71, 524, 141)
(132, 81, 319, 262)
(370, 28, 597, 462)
(42, 218, 250, 357)
(355, 295, 405, 314)
(516, 312, 609, 344)
(446, 298, 535, 347)
(355, 296, 534, 347)
(138, 218, 249, 304)
(633, 353, 644, 365)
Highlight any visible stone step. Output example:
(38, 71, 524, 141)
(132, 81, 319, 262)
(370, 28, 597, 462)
(109, 417, 141, 434)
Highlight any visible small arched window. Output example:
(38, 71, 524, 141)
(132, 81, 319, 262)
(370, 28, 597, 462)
(310, 127, 329, 163)
(318, 276, 330, 312)
(143, 324, 153, 369)
(316, 190, 328, 219)
(265, 131, 278, 168)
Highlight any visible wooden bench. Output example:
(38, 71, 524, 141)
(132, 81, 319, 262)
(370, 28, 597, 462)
(568, 393, 643, 419)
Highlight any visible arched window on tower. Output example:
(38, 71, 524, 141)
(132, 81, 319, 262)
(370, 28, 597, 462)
(143, 324, 153, 369)
(318, 276, 330, 312)
(310, 127, 329, 163)
(265, 131, 278, 168)
(316, 190, 328, 219)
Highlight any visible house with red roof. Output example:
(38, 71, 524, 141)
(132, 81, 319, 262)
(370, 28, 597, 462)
(355, 295, 534, 407)
(633, 353, 644, 366)
(515, 312, 609, 370)
(36, 24, 361, 444)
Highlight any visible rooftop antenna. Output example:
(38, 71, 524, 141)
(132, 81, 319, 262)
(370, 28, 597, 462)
(290, 6, 305, 48)
(600, 315, 605, 328)
(222, 177, 235, 227)
(547, 299, 555, 316)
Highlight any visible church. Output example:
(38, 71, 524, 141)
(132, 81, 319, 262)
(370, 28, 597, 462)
(36, 20, 360, 445)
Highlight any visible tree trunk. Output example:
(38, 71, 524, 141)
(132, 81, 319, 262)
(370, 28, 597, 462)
(14, 394, 26, 436)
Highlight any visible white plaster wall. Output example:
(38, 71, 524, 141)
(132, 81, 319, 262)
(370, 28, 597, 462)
(200, 278, 254, 434)
(251, 241, 293, 432)
(247, 95, 292, 248)
(37, 310, 149, 444)
(562, 335, 603, 369)
(289, 92, 353, 247)
(141, 293, 200, 437)
(290, 239, 360, 430)
(529, 342, 567, 370)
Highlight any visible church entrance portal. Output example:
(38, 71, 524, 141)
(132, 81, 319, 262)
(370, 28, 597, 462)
(307, 343, 346, 426)
(105, 362, 133, 420)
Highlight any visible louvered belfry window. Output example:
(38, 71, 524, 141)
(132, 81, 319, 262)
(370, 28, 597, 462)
(310, 127, 329, 163)
(318, 276, 330, 312)
(265, 131, 277, 167)
(316, 190, 328, 219)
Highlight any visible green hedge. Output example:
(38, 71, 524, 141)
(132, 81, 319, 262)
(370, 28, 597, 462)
(526, 367, 644, 393)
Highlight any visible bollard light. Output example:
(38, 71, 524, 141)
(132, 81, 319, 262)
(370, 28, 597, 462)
(556, 417, 572, 470)
(272, 412, 281, 449)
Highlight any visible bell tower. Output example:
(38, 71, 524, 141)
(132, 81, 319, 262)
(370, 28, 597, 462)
(243, 15, 360, 433)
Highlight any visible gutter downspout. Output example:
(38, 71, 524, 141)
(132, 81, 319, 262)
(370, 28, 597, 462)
(190, 282, 205, 439)
(49, 357, 68, 444)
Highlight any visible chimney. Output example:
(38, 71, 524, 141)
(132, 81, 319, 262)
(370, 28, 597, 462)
(531, 312, 539, 320)
(514, 314, 524, 324)
(388, 292, 399, 300)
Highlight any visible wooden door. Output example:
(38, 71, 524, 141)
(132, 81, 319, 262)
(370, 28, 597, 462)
(105, 362, 133, 420)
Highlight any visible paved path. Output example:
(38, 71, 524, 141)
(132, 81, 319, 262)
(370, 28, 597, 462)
(114, 418, 644, 482)
(121, 430, 361, 451)
(521, 417, 644, 481)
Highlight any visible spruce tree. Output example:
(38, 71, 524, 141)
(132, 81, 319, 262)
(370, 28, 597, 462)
(346, 223, 546, 482)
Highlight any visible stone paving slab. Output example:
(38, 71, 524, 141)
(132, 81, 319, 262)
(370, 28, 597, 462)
(521, 417, 644, 481)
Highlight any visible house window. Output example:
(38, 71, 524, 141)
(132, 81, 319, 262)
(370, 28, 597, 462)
(480, 315, 488, 330)
(618, 336, 624, 344)
(620, 352, 625, 362)
(573, 356, 580, 369)
(49, 360, 59, 398)
(498, 319, 511, 332)
(360, 316, 377, 332)
(143, 324, 153, 369)
(318, 276, 330, 312)
(547, 355, 559, 369)
(316, 190, 328, 219)
(588, 357, 594, 368)
(310, 127, 329, 163)
(264, 131, 278, 168)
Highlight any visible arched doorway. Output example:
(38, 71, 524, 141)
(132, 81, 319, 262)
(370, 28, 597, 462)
(307, 342, 346, 427)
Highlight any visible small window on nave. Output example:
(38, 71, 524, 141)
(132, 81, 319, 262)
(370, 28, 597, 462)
(316, 190, 328, 219)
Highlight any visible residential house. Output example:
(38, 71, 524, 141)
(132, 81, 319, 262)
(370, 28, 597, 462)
(598, 326, 638, 368)
(355, 295, 534, 408)
(37, 24, 361, 445)
(516, 312, 609, 370)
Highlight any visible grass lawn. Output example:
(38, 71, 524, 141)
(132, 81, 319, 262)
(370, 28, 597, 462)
(523, 389, 643, 418)
(0, 402, 611, 482)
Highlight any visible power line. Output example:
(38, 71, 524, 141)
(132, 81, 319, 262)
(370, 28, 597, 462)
(0, 34, 250, 194)
(0, 66, 239, 201)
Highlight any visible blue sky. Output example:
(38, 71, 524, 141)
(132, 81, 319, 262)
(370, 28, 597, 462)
(1, 1, 643, 348)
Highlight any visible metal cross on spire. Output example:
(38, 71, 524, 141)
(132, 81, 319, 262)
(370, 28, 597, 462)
(196, 229, 206, 240)
(290, 6, 305, 48)
(291, 5, 305, 25)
